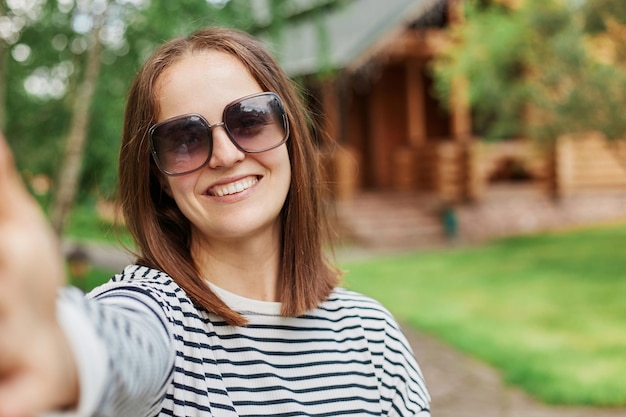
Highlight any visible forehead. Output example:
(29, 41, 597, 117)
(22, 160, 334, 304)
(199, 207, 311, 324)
(154, 50, 263, 121)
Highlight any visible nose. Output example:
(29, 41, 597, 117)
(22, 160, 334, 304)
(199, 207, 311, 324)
(208, 124, 245, 169)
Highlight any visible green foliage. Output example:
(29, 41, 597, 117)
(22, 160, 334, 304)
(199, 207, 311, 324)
(583, 0, 626, 32)
(431, 0, 626, 142)
(343, 222, 626, 406)
(434, 3, 528, 138)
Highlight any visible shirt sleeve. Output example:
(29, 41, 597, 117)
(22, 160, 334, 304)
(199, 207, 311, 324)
(43, 285, 175, 417)
(385, 322, 430, 417)
(379, 316, 431, 416)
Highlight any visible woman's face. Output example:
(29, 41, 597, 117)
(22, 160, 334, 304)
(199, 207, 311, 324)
(154, 50, 291, 246)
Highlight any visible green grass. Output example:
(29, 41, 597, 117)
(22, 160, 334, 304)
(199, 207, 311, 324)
(64, 203, 133, 247)
(69, 266, 116, 293)
(342, 222, 626, 407)
(63, 203, 130, 291)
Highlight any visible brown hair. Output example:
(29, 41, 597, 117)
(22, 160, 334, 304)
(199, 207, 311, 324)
(118, 27, 341, 326)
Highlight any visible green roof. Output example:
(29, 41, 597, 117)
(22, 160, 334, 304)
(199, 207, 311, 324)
(259, 0, 440, 77)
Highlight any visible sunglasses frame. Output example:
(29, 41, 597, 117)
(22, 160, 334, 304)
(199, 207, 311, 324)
(149, 92, 289, 176)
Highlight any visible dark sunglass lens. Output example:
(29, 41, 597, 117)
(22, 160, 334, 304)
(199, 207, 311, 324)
(151, 115, 211, 174)
(224, 94, 286, 152)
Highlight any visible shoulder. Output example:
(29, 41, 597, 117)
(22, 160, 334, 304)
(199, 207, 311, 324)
(314, 287, 407, 344)
(321, 288, 431, 413)
(322, 287, 415, 354)
(322, 287, 398, 324)
(86, 264, 192, 318)
(90, 264, 181, 293)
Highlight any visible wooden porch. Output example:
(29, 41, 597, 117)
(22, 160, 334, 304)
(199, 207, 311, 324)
(332, 184, 626, 251)
(330, 133, 626, 250)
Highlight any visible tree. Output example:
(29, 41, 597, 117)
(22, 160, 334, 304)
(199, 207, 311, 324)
(431, 0, 626, 143)
(50, 12, 104, 234)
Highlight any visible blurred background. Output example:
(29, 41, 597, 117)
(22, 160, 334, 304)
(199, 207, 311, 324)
(3, 0, 626, 245)
(2, 0, 626, 415)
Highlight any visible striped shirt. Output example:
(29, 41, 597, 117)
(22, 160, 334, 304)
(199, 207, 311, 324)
(56, 264, 430, 416)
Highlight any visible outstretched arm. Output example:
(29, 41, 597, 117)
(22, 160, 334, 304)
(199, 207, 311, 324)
(0, 132, 79, 416)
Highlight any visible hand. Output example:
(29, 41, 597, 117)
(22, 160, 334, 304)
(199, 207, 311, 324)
(0, 133, 78, 416)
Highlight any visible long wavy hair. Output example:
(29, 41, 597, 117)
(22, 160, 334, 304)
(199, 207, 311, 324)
(118, 27, 341, 326)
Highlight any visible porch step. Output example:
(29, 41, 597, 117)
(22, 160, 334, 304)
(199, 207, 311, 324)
(334, 192, 449, 250)
(333, 186, 626, 252)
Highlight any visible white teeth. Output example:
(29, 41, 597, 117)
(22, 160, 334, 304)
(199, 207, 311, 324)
(212, 177, 258, 197)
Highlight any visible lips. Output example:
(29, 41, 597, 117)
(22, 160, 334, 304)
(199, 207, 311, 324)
(208, 176, 259, 197)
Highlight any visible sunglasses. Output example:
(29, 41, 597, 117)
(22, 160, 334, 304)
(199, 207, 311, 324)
(149, 92, 289, 176)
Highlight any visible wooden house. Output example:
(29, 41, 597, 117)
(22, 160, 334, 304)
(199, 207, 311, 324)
(259, 0, 626, 248)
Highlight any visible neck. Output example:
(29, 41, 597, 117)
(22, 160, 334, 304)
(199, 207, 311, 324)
(190, 228, 282, 302)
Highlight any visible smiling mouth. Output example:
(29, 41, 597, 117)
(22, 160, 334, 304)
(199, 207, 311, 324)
(208, 176, 259, 197)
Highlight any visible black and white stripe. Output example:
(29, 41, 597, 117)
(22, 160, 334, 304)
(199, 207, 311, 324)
(79, 265, 430, 416)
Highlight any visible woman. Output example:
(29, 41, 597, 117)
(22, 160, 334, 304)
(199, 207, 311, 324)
(0, 27, 430, 416)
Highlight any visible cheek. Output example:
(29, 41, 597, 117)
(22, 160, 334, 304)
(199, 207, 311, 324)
(166, 176, 196, 203)
(273, 153, 292, 197)
(271, 146, 291, 181)
(279, 151, 291, 180)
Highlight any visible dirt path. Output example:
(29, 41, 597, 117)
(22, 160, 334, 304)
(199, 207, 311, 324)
(402, 327, 626, 417)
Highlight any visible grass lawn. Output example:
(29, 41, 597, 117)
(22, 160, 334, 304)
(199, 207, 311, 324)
(341, 222, 626, 407)
(69, 266, 117, 293)
(64, 203, 133, 247)
(63, 204, 130, 290)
